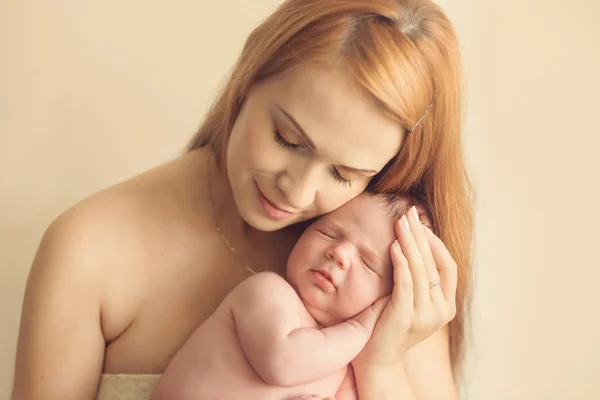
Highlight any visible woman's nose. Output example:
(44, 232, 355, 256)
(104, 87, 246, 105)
(277, 162, 321, 210)
(325, 242, 353, 270)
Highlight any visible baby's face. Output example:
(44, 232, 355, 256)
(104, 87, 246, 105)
(287, 194, 397, 326)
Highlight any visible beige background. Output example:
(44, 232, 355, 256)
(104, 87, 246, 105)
(1, 0, 598, 399)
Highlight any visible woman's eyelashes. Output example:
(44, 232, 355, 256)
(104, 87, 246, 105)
(273, 130, 352, 187)
(273, 129, 301, 150)
(330, 167, 352, 187)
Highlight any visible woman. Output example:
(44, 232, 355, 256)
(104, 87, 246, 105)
(11, 0, 472, 399)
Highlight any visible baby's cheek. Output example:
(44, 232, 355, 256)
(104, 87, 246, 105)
(343, 288, 378, 317)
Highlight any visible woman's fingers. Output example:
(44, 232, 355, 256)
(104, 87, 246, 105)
(395, 214, 429, 309)
(424, 226, 458, 314)
(407, 206, 440, 287)
(394, 210, 456, 328)
(390, 240, 413, 326)
(357, 221, 460, 367)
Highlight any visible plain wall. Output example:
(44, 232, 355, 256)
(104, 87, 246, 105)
(1, 1, 598, 399)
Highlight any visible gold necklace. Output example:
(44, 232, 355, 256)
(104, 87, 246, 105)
(207, 155, 256, 275)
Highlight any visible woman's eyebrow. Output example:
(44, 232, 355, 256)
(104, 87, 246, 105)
(276, 105, 316, 150)
(276, 105, 379, 176)
(337, 165, 378, 176)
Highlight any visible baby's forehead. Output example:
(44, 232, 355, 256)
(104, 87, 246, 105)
(318, 194, 398, 232)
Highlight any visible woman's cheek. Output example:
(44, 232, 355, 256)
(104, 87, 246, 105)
(243, 133, 280, 171)
(317, 187, 364, 215)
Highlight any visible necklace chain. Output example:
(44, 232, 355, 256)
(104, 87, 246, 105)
(207, 155, 256, 275)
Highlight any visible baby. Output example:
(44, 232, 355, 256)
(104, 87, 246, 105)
(152, 192, 432, 400)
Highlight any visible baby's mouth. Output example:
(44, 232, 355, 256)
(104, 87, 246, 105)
(310, 269, 336, 291)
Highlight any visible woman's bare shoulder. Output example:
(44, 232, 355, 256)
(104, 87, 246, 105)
(47, 149, 210, 268)
(36, 149, 210, 328)
(12, 151, 210, 398)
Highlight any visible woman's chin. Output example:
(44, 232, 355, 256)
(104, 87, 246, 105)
(241, 212, 290, 231)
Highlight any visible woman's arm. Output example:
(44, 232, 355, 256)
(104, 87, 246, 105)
(352, 362, 415, 400)
(351, 209, 459, 400)
(402, 327, 457, 399)
(11, 210, 108, 400)
(352, 329, 456, 400)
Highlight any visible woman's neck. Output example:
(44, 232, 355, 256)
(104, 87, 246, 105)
(206, 153, 300, 276)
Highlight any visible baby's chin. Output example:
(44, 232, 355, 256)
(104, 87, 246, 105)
(291, 280, 359, 326)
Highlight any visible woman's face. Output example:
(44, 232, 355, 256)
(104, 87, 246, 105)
(227, 63, 403, 231)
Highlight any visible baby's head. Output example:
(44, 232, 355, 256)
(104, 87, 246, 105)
(287, 192, 433, 326)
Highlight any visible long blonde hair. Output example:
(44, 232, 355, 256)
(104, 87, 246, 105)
(188, 0, 472, 378)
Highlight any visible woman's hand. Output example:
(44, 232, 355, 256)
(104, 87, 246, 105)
(291, 396, 335, 400)
(353, 205, 458, 367)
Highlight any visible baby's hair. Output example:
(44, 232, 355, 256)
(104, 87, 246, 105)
(372, 191, 435, 233)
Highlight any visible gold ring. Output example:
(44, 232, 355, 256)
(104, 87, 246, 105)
(429, 281, 441, 289)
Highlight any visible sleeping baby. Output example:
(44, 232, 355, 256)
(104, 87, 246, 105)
(152, 191, 432, 400)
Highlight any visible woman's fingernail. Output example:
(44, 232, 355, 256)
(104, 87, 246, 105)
(392, 240, 400, 251)
(401, 215, 409, 230)
(410, 206, 419, 221)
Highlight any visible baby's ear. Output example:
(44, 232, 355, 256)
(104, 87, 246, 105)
(414, 203, 434, 232)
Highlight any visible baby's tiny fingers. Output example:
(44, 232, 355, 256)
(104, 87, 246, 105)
(372, 295, 390, 312)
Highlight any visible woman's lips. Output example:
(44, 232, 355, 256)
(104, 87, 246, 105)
(256, 184, 296, 220)
(310, 270, 336, 293)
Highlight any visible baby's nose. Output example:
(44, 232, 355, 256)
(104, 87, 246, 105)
(326, 242, 353, 270)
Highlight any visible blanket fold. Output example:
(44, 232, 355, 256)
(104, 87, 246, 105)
(96, 374, 161, 400)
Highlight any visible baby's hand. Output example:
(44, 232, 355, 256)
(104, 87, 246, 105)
(348, 296, 390, 338)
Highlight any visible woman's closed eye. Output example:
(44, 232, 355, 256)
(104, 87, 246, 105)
(274, 129, 303, 150)
(273, 130, 353, 188)
(330, 167, 352, 187)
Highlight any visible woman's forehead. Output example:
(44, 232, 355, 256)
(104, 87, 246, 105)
(258, 63, 403, 171)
